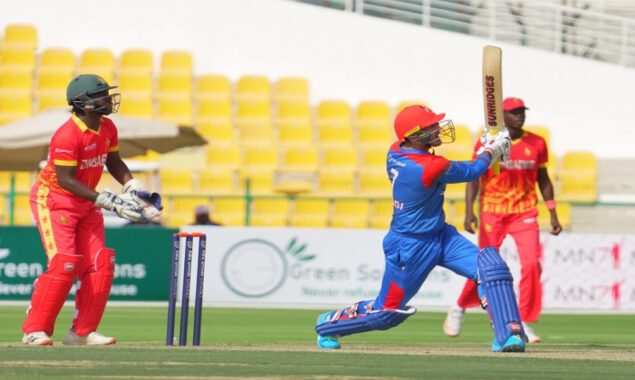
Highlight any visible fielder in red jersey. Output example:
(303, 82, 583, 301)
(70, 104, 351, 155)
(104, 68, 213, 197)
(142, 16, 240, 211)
(22, 74, 160, 346)
(443, 97, 562, 344)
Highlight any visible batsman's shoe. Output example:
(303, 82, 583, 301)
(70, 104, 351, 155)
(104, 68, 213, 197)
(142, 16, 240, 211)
(22, 331, 53, 346)
(316, 312, 340, 349)
(522, 322, 541, 344)
(491, 334, 526, 353)
(443, 306, 465, 337)
(63, 329, 116, 345)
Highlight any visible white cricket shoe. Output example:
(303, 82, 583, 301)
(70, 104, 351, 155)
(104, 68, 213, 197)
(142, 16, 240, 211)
(443, 306, 465, 337)
(22, 331, 53, 346)
(63, 329, 116, 345)
(522, 322, 541, 343)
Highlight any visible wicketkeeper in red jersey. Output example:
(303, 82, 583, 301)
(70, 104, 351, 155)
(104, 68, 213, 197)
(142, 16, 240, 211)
(443, 97, 562, 344)
(22, 74, 162, 345)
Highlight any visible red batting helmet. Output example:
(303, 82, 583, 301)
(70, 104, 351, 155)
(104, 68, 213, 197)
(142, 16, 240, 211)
(394, 105, 446, 141)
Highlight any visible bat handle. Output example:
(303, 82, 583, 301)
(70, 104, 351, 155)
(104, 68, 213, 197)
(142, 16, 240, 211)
(488, 129, 501, 176)
(492, 161, 500, 175)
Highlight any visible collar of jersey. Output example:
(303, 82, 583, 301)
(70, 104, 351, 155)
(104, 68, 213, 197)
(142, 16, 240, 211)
(511, 131, 528, 145)
(72, 113, 102, 135)
(399, 141, 431, 154)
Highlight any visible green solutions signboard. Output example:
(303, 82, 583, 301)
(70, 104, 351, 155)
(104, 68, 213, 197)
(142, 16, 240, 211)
(0, 226, 176, 301)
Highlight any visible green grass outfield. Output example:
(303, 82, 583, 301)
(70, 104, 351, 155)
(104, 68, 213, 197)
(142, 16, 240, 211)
(1, 305, 633, 379)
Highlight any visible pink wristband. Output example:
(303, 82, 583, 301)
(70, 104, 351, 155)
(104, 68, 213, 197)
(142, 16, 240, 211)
(545, 200, 556, 210)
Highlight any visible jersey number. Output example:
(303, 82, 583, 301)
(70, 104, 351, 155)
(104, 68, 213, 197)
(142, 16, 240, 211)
(390, 168, 404, 210)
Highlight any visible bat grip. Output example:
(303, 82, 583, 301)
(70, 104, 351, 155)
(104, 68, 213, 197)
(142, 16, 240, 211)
(488, 129, 501, 176)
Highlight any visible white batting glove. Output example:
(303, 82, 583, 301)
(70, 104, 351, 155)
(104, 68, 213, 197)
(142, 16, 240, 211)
(477, 129, 511, 165)
(122, 178, 147, 194)
(95, 190, 143, 222)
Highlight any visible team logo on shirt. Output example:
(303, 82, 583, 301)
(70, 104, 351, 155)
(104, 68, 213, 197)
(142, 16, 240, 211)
(524, 147, 532, 156)
(80, 153, 108, 169)
(60, 215, 67, 224)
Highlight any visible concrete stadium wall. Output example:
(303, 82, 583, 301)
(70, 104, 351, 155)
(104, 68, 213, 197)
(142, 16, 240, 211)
(2, 0, 633, 158)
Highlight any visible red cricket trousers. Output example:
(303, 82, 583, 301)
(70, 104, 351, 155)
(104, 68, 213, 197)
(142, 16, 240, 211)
(457, 209, 542, 322)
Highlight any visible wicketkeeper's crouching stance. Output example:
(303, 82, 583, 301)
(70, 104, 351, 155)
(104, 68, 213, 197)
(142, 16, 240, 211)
(22, 74, 162, 346)
(315, 105, 527, 352)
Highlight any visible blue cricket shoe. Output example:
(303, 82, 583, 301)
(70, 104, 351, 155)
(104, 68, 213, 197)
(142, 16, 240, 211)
(316, 312, 340, 349)
(491, 334, 526, 352)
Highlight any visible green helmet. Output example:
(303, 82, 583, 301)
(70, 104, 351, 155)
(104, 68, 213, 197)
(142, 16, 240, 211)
(66, 74, 120, 114)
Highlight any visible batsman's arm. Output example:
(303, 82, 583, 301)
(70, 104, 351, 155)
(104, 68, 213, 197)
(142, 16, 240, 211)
(106, 151, 133, 186)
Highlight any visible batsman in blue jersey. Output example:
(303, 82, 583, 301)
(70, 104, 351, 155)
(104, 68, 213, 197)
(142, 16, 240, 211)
(315, 105, 528, 352)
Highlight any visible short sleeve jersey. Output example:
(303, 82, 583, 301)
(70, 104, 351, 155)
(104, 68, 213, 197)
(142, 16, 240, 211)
(38, 114, 119, 195)
(475, 131, 548, 214)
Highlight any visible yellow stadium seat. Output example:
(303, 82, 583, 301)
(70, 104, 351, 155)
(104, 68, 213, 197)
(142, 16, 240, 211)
(278, 121, 313, 146)
(322, 146, 358, 175)
(447, 199, 466, 229)
(242, 146, 279, 173)
(0, 171, 33, 193)
(3, 24, 37, 50)
(235, 100, 272, 130)
(436, 142, 474, 162)
(276, 101, 311, 124)
(164, 213, 190, 228)
(0, 68, 32, 95)
(235, 75, 271, 103)
(317, 121, 354, 146)
(36, 71, 73, 108)
(159, 168, 193, 195)
(0, 194, 6, 224)
(206, 145, 241, 171)
(355, 100, 391, 129)
(118, 71, 153, 93)
(558, 151, 597, 202)
(238, 171, 275, 195)
(359, 170, 390, 196)
(318, 171, 354, 195)
(197, 168, 235, 195)
(196, 98, 231, 125)
(396, 100, 428, 112)
(36, 93, 67, 111)
(316, 100, 351, 126)
(119, 49, 153, 75)
(357, 124, 394, 147)
(170, 196, 209, 214)
(0, 93, 32, 125)
(290, 198, 329, 227)
(78, 48, 115, 83)
(39, 47, 75, 72)
(211, 198, 246, 226)
(198, 120, 235, 144)
(0, 47, 36, 71)
(157, 97, 193, 126)
(117, 92, 153, 118)
(12, 194, 34, 225)
(160, 50, 193, 75)
(274, 76, 309, 103)
(237, 121, 274, 146)
(370, 199, 393, 229)
(360, 147, 387, 172)
(453, 124, 473, 144)
(279, 146, 319, 173)
(330, 199, 370, 228)
(157, 72, 192, 97)
(250, 198, 289, 226)
(196, 74, 231, 102)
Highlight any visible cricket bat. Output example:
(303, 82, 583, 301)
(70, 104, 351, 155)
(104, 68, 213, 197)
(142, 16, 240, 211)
(482, 45, 504, 175)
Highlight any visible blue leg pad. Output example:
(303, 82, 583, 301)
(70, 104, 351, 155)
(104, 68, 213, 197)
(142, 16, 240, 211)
(315, 305, 416, 337)
(478, 246, 527, 345)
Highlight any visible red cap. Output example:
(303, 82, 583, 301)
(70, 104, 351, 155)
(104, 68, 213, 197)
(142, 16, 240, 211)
(394, 105, 445, 141)
(503, 97, 529, 111)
